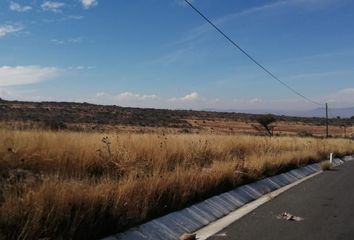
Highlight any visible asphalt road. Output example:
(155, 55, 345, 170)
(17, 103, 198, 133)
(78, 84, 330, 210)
(208, 160, 354, 240)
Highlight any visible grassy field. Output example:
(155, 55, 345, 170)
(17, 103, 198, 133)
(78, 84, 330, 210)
(1, 129, 353, 239)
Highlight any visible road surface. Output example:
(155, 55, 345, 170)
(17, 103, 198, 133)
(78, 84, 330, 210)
(208, 160, 354, 240)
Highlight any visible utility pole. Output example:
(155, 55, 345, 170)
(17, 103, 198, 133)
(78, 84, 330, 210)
(326, 103, 329, 138)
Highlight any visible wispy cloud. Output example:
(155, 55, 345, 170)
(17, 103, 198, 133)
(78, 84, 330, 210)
(337, 88, 354, 95)
(0, 87, 55, 101)
(146, 46, 205, 68)
(95, 91, 159, 102)
(169, 0, 287, 47)
(171, 0, 339, 47)
(80, 0, 98, 9)
(51, 39, 64, 44)
(286, 70, 354, 81)
(68, 65, 96, 70)
(280, 48, 354, 64)
(0, 24, 23, 38)
(41, 15, 85, 24)
(94, 91, 208, 109)
(169, 92, 201, 102)
(325, 88, 354, 106)
(67, 15, 84, 20)
(0, 66, 60, 87)
(0, 88, 12, 98)
(41, 1, 65, 13)
(9, 2, 32, 12)
(249, 98, 263, 104)
(95, 92, 106, 97)
(51, 37, 83, 45)
(115, 92, 159, 101)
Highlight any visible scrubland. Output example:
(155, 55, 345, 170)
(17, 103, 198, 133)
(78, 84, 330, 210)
(0, 129, 353, 239)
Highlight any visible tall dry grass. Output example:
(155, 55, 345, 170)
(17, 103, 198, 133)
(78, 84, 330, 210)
(0, 129, 353, 239)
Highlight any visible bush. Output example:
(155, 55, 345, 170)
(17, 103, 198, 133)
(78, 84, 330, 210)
(320, 161, 332, 171)
(43, 119, 67, 130)
(298, 130, 313, 138)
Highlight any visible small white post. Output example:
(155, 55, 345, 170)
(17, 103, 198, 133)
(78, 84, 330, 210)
(330, 153, 333, 164)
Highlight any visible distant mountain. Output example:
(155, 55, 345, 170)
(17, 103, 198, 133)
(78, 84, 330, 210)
(301, 107, 354, 118)
(203, 108, 294, 116)
(204, 107, 354, 119)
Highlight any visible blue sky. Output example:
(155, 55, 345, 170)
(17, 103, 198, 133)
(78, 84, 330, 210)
(0, 0, 353, 111)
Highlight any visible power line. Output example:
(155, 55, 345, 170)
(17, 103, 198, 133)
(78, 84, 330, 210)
(183, 0, 323, 106)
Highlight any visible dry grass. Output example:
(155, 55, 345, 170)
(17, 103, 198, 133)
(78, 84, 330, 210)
(0, 129, 353, 239)
(320, 160, 332, 171)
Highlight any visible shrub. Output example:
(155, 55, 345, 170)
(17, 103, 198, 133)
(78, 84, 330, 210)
(320, 161, 332, 171)
(298, 130, 313, 137)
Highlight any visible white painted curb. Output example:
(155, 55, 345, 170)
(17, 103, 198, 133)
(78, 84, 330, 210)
(103, 155, 353, 240)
